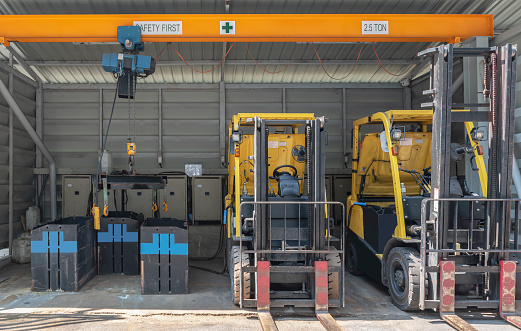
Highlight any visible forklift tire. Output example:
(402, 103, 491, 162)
(386, 247, 420, 311)
(326, 249, 341, 300)
(231, 246, 251, 305)
(346, 241, 364, 276)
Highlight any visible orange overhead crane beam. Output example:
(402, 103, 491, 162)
(0, 14, 493, 45)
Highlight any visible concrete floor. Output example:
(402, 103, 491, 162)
(0, 259, 517, 330)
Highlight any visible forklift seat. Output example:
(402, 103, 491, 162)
(277, 174, 300, 197)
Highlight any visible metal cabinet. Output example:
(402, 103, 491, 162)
(62, 175, 91, 217)
(159, 175, 188, 221)
(126, 190, 154, 219)
(192, 176, 222, 222)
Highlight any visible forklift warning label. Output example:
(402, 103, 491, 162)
(133, 21, 182, 35)
(268, 141, 279, 148)
(400, 138, 413, 146)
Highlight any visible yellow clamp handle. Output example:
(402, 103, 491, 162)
(103, 205, 108, 216)
(92, 205, 100, 230)
(163, 201, 168, 212)
(152, 201, 158, 212)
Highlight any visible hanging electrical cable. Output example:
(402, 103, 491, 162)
(312, 42, 364, 80)
(171, 42, 235, 73)
(244, 43, 303, 74)
(372, 42, 421, 77)
(96, 82, 119, 187)
(155, 42, 169, 61)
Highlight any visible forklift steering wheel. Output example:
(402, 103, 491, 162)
(273, 165, 298, 178)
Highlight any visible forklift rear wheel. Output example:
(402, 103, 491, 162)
(346, 242, 364, 276)
(326, 249, 341, 299)
(231, 246, 251, 305)
(386, 247, 420, 311)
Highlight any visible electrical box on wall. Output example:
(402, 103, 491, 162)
(62, 175, 91, 218)
(126, 190, 154, 219)
(159, 175, 188, 221)
(192, 176, 222, 222)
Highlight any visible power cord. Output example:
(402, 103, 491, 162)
(95, 80, 119, 187)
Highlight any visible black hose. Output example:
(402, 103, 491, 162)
(189, 265, 227, 276)
(189, 223, 225, 261)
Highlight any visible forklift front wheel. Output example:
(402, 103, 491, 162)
(231, 246, 251, 305)
(346, 242, 364, 276)
(386, 247, 420, 311)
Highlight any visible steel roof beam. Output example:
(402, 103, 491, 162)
(490, 22, 521, 46)
(42, 82, 402, 90)
(4, 45, 42, 82)
(4, 59, 414, 66)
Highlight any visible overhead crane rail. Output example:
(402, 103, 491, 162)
(0, 14, 493, 45)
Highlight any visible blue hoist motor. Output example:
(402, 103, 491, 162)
(102, 26, 155, 99)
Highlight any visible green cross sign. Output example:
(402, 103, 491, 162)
(222, 22, 233, 33)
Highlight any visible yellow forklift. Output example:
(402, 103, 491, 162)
(347, 44, 521, 329)
(225, 113, 344, 330)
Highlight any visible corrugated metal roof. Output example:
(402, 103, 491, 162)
(0, 0, 519, 84)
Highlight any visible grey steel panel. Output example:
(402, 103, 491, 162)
(159, 176, 188, 221)
(101, 104, 160, 120)
(162, 119, 219, 136)
(162, 90, 219, 103)
(62, 175, 91, 218)
(125, 189, 154, 219)
(162, 103, 220, 120)
(101, 120, 159, 136)
(44, 90, 99, 103)
(286, 89, 342, 103)
(192, 176, 222, 221)
(226, 89, 281, 103)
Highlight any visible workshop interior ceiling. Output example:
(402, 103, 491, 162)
(0, 0, 519, 84)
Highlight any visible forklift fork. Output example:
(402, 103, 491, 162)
(315, 260, 343, 331)
(439, 260, 521, 330)
(257, 261, 278, 331)
(255, 260, 343, 331)
(499, 260, 521, 328)
(439, 260, 478, 331)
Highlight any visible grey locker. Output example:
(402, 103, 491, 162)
(159, 175, 188, 221)
(192, 176, 222, 222)
(126, 189, 154, 219)
(62, 175, 91, 218)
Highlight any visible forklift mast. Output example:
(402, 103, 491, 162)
(419, 44, 521, 328)
(226, 114, 344, 330)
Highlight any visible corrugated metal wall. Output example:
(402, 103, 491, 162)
(0, 71, 36, 245)
(43, 85, 404, 172)
(42, 84, 404, 218)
